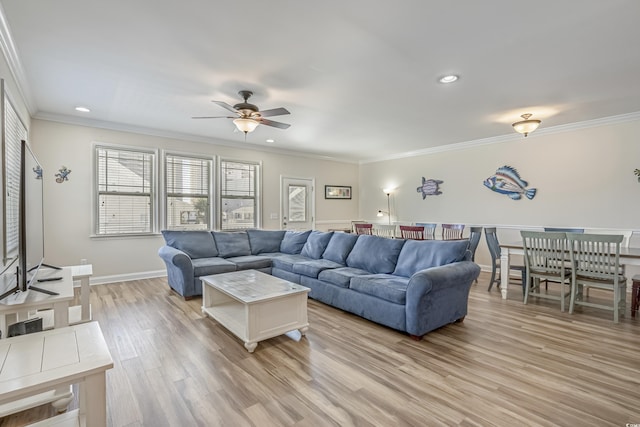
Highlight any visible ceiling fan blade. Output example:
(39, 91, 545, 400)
(192, 116, 234, 119)
(212, 100, 239, 113)
(259, 118, 291, 129)
(259, 107, 290, 117)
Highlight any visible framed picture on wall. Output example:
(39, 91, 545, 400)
(325, 185, 352, 199)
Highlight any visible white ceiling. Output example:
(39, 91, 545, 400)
(1, 0, 640, 163)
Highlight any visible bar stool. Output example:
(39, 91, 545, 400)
(632, 274, 640, 318)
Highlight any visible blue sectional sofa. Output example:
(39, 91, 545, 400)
(158, 229, 480, 338)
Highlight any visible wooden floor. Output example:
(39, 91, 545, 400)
(2, 272, 639, 426)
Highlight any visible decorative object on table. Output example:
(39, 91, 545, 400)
(634, 168, 640, 182)
(483, 165, 536, 200)
(32, 165, 42, 179)
(55, 166, 71, 183)
(324, 185, 351, 199)
(512, 113, 541, 137)
(416, 177, 443, 199)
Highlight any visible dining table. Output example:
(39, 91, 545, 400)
(499, 241, 640, 299)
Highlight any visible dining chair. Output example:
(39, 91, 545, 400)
(520, 231, 572, 311)
(415, 223, 436, 240)
(354, 223, 373, 235)
(442, 223, 464, 240)
(372, 224, 396, 238)
(468, 227, 482, 262)
(399, 225, 425, 240)
(567, 233, 626, 322)
(485, 227, 526, 293)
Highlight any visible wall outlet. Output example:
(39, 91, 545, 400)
(270, 213, 279, 220)
(80, 259, 87, 265)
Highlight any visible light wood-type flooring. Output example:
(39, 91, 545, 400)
(1, 272, 639, 426)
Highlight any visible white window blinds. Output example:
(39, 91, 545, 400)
(165, 154, 211, 230)
(96, 146, 155, 235)
(3, 96, 26, 262)
(220, 160, 258, 230)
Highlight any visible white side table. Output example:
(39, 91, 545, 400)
(0, 322, 113, 426)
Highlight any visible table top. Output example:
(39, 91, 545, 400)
(0, 321, 113, 403)
(0, 267, 74, 309)
(500, 241, 640, 259)
(201, 270, 310, 304)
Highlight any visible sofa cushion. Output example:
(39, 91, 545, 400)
(161, 230, 218, 259)
(226, 255, 272, 270)
(246, 229, 287, 254)
(317, 267, 371, 288)
(349, 274, 409, 304)
(322, 232, 358, 264)
(346, 235, 406, 274)
(280, 230, 312, 254)
(393, 239, 470, 277)
(271, 254, 312, 272)
(293, 259, 344, 278)
(212, 231, 252, 258)
(300, 231, 334, 259)
(192, 257, 237, 276)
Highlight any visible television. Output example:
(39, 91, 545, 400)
(18, 139, 46, 291)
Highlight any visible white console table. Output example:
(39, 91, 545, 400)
(0, 322, 113, 426)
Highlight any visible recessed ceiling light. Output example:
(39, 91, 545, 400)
(266, 139, 275, 143)
(75, 106, 91, 112)
(438, 75, 459, 84)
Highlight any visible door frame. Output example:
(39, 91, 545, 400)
(280, 175, 315, 230)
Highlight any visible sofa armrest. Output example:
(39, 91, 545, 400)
(158, 245, 195, 296)
(405, 261, 480, 336)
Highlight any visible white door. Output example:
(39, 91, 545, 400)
(281, 177, 314, 230)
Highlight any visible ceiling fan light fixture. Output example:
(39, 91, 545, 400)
(233, 118, 259, 133)
(512, 113, 541, 137)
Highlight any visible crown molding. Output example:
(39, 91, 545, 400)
(360, 111, 640, 165)
(0, 3, 35, 114)
(33, 111, 359, 165)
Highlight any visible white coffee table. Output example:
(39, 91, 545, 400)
(201, 270, 310, 353)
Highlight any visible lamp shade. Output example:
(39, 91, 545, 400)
(512, 114, 541, 137)
(233, 118, 259, 133)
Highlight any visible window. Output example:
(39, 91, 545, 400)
(95, 145, 155, 235)
(3, 94, 27, 262)
(165, 153, 211, 230)
(219, 160, 259, 230)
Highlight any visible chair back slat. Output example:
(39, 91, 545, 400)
(399, 225, 424, 240)
(468, 227, 483, 262)
(567, 233, 623, 280)
(415, 223, 436, 240)
(354, 223, 373, 235)
(442, 223, 465, 240)
(521, 231, 568, 275)
(372, 224, 396, 238)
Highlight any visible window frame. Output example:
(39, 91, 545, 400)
(218, 158, 261, 230)
(162, 151, 214, 231)
(92, 142, 158, 237)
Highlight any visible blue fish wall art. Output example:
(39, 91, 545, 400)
(416, 177, 443, 199)
(484, 166, 536, 200)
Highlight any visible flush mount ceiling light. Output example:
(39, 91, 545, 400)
(233, 118, 260, 134)
(74, 106, 90, 112)
(512, 113, 541, 137)
(438, 75, 459, 83)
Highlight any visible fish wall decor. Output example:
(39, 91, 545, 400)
(416, 177, 443, 199)
(634, 168, 640, 182)
(483, 166, 536, 200)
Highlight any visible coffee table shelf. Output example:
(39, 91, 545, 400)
(201, 270, 310, 353)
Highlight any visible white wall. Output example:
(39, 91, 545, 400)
(30, 119, 359, 280)
(359, 117, 640, 269)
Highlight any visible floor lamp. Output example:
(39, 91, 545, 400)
(376, 191, 392, 225)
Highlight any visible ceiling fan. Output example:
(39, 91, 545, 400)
(193, 90, 291, 134)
